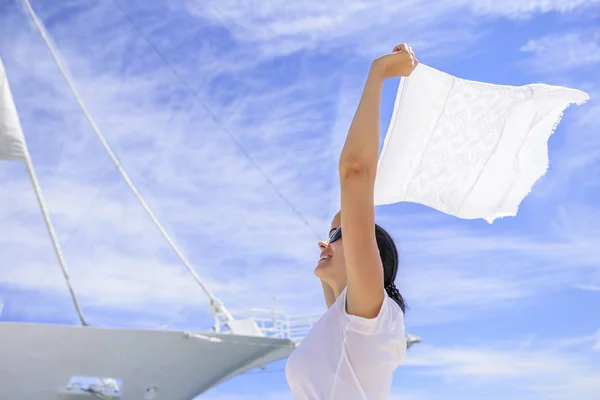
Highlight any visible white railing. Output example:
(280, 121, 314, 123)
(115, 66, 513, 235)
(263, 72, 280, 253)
(216, 308, 322, 343)
(215, 308, 422, 349)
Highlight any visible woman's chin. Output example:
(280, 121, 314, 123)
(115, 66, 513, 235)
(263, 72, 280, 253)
(314, 261, 332, 279)
(314, 263, 327, 277)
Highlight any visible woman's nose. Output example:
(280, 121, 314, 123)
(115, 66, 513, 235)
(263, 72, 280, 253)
(318, 240, 329, 250)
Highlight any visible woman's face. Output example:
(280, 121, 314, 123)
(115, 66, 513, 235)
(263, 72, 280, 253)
(314, 212, 347, 287)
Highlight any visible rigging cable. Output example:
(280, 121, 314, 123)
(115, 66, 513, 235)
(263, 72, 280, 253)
(111, 0, 322, 241)
(19, 0, 88, 326)
(20, 0, 233, 323)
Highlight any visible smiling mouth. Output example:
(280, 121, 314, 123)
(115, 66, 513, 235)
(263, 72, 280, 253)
(319, 255, 331, 262)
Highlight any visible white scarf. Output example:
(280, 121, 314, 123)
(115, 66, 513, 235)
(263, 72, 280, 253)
(374, 63, 589, 223)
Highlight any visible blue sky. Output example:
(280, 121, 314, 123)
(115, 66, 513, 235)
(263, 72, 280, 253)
(1, 0, 599, 399)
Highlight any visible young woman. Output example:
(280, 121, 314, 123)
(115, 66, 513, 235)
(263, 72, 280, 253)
(286, 44, 417, 399)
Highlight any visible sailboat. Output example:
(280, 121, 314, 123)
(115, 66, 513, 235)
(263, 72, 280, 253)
(0, 1, 420, 399)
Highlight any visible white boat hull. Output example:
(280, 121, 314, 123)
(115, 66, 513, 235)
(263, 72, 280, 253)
(0, 322, 295, 399)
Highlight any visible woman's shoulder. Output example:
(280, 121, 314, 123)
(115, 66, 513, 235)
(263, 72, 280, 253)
(335, 287, 405, 336)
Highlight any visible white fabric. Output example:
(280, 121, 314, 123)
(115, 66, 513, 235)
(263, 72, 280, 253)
(0, 57, 26, 161)
(374, 63, 589, 223)
(286, 288, 405, 400)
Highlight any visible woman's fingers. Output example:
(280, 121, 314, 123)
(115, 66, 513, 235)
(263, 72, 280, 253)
(393, 43, 408, 53)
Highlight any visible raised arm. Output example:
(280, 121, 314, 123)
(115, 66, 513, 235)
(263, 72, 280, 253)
(339, 44, 416, 319)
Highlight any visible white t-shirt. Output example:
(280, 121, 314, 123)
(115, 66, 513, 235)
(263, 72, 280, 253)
(285, 287, 406, 400)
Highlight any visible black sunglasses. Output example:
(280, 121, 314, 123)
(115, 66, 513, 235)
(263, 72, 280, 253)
(329, 227, 342, 243)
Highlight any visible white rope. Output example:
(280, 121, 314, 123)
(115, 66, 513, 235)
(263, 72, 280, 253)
(23, 139, 88, 326)
(21, 0, 233, 323)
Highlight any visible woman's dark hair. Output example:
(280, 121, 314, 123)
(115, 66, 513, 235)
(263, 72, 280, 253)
(375, 224, 407, 314)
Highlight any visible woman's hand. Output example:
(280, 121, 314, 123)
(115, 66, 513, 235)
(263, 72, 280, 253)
(371, 43, 418, 80)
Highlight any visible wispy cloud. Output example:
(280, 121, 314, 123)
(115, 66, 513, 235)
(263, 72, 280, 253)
(372, 200, 600, 325)
(469, 0, 600, 18)
(520, 32, 600, 73)
(516, 29, 600, 199)
(405, 333, 600, 399)
(574, 284, 600, 292)
(183, 0, 598, 59)
(594, 330, 600, 351)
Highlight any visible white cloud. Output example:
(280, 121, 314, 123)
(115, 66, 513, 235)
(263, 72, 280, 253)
(520, 32, 600, 73)
(469, 0, 600, 18)
(382, 203, 600, 316)
(574, 284, 600, 292)
(514, 28, 600, 202)
(182, 0, 598, 61)
(405, 334, 600, 399)
(594, 330, 600, 351)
